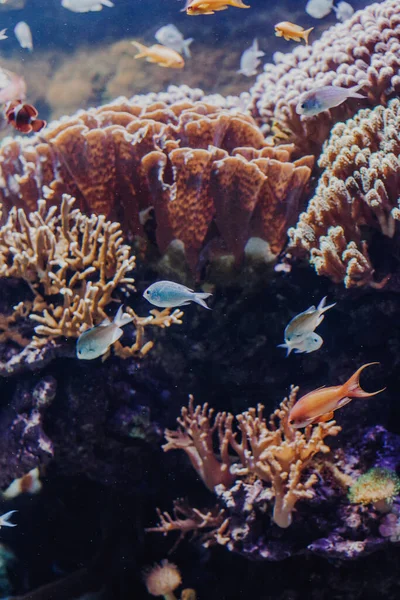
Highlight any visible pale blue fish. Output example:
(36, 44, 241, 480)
(291, 332, 323, 354)
(143, 281, 212, 309)
(296, 83, 366, 117)
(278, 296, 335, 356)
(76, 305, 133, 360)
(0, 510, 17, 528)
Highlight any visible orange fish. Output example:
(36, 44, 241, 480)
(184, 0, 249, 15)
(289, 363, 385, 428)
(131, 41, 184, 68)
(4, 100, 46, 134)
(274, 21, 314, 45)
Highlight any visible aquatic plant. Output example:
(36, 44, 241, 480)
(0, 98, 313, 273)
(0, 195, 182, 354)
(288, 99, 400, 288)
(249, 0, 400, 154)
(349, 467, 400, 512)
(160, 387, 341, 529)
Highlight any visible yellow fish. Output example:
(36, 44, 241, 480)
(184, 0, 250, 16)
(274, 21, 314, 45)
(131, 41, 184, 68)
(289, 363, 385, 428)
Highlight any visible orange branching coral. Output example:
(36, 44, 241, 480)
(160, 387, 341, 529)
(288, 99, 400, 288)
(249, 0, 400, 154)
(0, 99, 313, 271)
(0, 195, 183, 353)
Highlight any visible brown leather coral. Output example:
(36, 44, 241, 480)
(0, 99, 313, 272)
(288, 99, 400, 288)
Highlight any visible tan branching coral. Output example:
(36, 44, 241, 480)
(288, 99, 400, 288)
(249, 0, 400, 154)
(160, 387, 341, 529)
(0, 99, 313, 272)
(0, 195, 182, 353)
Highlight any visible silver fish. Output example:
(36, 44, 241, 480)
(61, 0, 114, 13)
(0, 510, 17, 528)
(237, 38, 265, 77)
(333, 1, 354, 22)
(296, 83, 365, 116)
(76, 305, 132, 360)
(155, 24, 193, 58)
(305, 0, 334, 19)
(14, 21, 32, 51)
(143, 281, 212, 309)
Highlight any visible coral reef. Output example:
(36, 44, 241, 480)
(0, 100, 313, 273)
(349, 467, 400, 511)
(288, 99, 400, 288)
(249, 0, 400, 154)
(155, 388, 341, 529)
(0, 195, 182, 365)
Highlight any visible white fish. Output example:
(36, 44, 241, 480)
(76, 305, 133, 360)
(333, 1, 354, 21)
(278, 297, 335, 356)
(143, 281, 212, 309)
(305, 0, 334, 19)
(3, 467, 42, 499)
(0, 30, 7, 41)
(296, 83, 366, 116)
(0, 510, 17, 528)
(155, 24, 193, 59)
(61, 0, 114, 13)
(14, 21, 32, 51)
(237, 38, 265, 77)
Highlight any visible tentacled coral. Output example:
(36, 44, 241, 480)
(160, 387, 341, 529)
(288, 99, 400, 288)
(249, 0, 400, 154)
(0, 195, 182, 354)
(0, 99, 313, 272)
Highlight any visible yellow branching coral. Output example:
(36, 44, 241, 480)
(0, 195, 183, 354)
(161, 387, 341, 529)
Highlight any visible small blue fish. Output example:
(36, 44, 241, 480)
(296, 83, 366, 117)
(77, 305, 133, 360)
(143, 281, 212, 309)
(0, 510, 17, 528)
(290, 332, 323, 354)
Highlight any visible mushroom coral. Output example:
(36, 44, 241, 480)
(288, 99, 400, 288)
(249, 0, 400, 154)
(0, 195, 182, 354)
(0, 99, 313, 272)
(160, 387, 341, 529)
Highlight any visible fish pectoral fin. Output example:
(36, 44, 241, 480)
(312, 411, 335, 424)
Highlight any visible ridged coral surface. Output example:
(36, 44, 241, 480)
(249, 0, 400, 154)
(288, 99, 400, 288)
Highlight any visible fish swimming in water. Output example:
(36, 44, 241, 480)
(237, 38, 265, 77)
(0, 29, 7, 41)
(154, 24, 193, 58)
(3, 467, 42, 499)
(183, 0, 250, 16)
(5, 100, 46, 134)
(289, 363, 385, 428)
(143, 281, 212, 309)
(61, 0, 114, 12)
(333, 1, 354, 22)
(77, 305, 133, 360)
(131, 41, 184, 68)
(305, 0, 333, 19)
(274, 21, 314, 45)
(0, 510, 17, 528)
(278, 296, 335, 356)
(296, 83, 366, 116)
(14, 21, 33, 51)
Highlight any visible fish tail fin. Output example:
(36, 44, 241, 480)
(348, 83, 367, 99)
(277, 343, 292, 357)
(303, 27, 314, 45)
(193, 292, 212, 310)
(318, 296, 336, 314)
(233, 0, 250, 8)
(183, 38, 193, 58)
(113, 305, 133, 327)
(131, 41, 148, 58)
(342, 362, 385, 398)
(0, 510, 17, 527)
